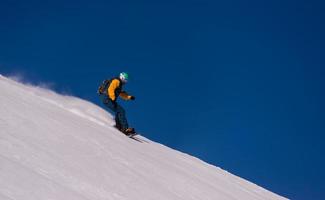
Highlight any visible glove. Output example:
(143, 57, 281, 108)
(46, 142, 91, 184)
(130, 96, 135, 100)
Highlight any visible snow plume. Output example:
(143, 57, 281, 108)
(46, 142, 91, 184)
(0, 75, 288, 200)
(1, 74, 113, 127)
(6, 71, 56, 91)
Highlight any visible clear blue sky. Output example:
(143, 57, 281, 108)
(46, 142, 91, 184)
(1, 0, 324, 199)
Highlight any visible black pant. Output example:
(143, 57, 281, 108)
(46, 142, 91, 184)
(100, 95, 129, 130)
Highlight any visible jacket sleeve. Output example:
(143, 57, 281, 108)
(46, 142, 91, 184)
(120, 91, 132, 100)
(107, 79, 120, 101)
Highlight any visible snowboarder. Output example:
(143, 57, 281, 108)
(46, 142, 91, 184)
(98, 72, 136, 135)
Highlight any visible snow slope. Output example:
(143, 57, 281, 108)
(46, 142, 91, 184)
(0, 75, 288, 200)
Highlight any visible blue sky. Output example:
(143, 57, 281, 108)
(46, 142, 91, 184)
(1, 0, 324, 199)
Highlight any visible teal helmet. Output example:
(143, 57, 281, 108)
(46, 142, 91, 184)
(119, 72, 129, 83)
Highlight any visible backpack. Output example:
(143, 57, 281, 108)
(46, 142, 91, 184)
(97, 79, 112, 95)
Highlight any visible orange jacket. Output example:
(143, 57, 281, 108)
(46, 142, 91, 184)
(107, 79, 132, 101)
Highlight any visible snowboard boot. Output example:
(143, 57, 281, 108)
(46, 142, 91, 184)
(122, 127, 136, 136)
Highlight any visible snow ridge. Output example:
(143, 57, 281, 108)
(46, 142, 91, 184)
(0, 75, 288, 200)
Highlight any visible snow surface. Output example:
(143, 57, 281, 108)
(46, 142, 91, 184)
(0, 75, 288, 200)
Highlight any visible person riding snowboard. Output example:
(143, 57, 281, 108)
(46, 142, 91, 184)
(98, 72, 136, 135)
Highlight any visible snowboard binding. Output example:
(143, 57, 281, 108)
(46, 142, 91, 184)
(115, 124, 137, 137)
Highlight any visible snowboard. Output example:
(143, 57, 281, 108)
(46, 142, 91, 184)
(126, 132, 138, 138)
